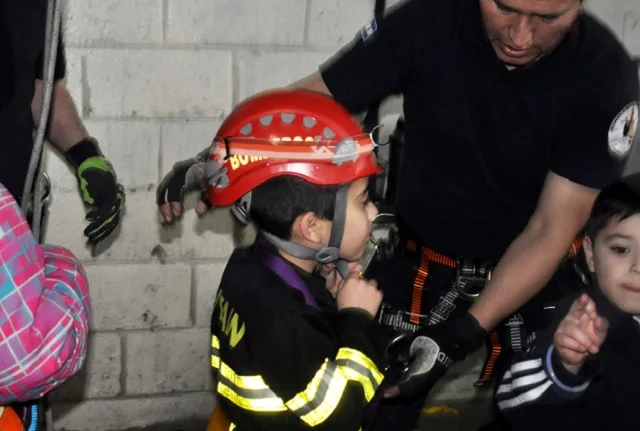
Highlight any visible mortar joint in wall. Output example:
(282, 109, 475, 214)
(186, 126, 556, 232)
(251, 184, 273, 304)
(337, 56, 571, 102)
(119, 331, 127, 397)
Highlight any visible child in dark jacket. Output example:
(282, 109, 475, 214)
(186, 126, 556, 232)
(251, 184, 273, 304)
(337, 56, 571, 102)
(495, 174, 640, 431)
(200, 89, 388, 431)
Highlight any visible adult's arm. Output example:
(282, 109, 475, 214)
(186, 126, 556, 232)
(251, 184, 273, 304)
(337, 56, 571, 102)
(31, 33, 89, 152)
(469, 50, 640, 331)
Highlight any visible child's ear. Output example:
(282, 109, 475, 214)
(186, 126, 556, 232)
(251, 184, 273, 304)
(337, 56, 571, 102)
(295, 212, 326, 245)
(583, 235, 596, 273)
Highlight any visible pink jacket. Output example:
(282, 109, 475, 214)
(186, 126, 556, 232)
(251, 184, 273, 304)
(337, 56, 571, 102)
(0, 184, 90, 403)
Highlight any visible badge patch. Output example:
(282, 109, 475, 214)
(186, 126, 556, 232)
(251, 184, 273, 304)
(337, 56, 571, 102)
(360, 18, 378, 42)
(608, 102, 638, 159)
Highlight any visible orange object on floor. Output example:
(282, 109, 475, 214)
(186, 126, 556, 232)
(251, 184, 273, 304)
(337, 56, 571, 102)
(0, 406, 26, 431)
(206, 404, 232, 431)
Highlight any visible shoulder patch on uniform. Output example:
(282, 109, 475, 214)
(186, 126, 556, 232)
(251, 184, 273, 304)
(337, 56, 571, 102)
(608, 101, 638, 159)
(360, 18, 378, 42)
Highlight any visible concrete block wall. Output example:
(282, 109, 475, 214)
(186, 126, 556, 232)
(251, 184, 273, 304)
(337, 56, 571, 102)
(43, 1, 639, 430)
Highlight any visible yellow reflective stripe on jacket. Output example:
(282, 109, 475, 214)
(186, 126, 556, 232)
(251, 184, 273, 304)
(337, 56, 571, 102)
(284, 347, 384, 426)
(211, 336, 383, 426)
(211, 335, 287, 412)
(336, 347, 385, 401)
(286, 359, 349, 426)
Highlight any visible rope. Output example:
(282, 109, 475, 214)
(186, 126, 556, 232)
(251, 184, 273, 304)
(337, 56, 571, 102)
(20, 0, 62, 244)
(27, 2, 63, 429)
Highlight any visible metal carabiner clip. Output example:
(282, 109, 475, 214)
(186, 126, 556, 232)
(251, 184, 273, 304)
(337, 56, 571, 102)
(384, 332, 413, 372)
(358, 212, 399, 276)
(453, 260, 492, 302)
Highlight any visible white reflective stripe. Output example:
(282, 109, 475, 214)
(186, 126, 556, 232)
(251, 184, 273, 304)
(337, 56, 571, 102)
(501, 357, 543, 381)
(496, 369, 548, 395)
(510, 358, 543, 375)
(497, 380, 553, 410)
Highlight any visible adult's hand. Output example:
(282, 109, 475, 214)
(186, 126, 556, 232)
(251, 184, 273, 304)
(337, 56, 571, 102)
(66, 137, 125, 244)
(157, 147, 222, 224)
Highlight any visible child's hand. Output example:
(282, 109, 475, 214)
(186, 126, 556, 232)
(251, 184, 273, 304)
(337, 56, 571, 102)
(553, 293, 609, 375)
(336, 272, 383, 318)
(321, 262, 363, 297)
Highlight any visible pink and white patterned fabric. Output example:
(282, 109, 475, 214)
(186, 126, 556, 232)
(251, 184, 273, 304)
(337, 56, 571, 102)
(0, 183, 90, 403)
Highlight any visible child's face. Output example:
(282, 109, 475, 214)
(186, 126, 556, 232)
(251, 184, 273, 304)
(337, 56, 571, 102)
(339, 178, 379, 262)
(585, 213, 640, 316)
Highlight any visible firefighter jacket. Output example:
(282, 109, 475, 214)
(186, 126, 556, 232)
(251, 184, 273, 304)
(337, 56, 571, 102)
(495, 282, 640, 431)
(210, 241, 387, 431)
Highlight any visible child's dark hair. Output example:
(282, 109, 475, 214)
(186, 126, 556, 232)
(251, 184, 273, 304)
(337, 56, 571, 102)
(249, 176, 339, 240)
(585, 174, 640, 240)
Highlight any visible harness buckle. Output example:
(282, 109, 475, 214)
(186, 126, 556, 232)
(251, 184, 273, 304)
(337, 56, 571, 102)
(378, 305, 423, 371)
(453, 259, 493, 301)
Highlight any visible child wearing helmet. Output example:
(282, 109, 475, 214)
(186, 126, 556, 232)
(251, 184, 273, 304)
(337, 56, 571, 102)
(201, 88, 388, 431)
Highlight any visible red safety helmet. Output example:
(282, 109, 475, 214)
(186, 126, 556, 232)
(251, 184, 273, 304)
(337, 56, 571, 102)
(205, 88, 383, 207)
(203, 88, 383, 277)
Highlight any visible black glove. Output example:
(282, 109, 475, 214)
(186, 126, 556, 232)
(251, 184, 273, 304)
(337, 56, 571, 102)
(66, 137, 125, 244)
(156, 147, 225, 223)
(391, 312, 487, 398)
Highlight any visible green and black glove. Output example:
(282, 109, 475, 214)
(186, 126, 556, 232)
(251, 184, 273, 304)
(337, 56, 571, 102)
(66, 137, 125, 244)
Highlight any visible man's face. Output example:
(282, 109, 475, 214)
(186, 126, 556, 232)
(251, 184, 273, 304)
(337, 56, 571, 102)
(479, 0, 583, 67)
(585, 214, 640, 316)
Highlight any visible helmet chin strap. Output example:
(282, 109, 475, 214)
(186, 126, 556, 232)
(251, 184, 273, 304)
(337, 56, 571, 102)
(259, 185, 351, 279)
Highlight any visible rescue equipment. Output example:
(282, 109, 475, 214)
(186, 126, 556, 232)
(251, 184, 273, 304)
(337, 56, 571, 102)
(21, 0, 61, 245)
(358, 212, 588, 388)
(205, 89, 383, 279)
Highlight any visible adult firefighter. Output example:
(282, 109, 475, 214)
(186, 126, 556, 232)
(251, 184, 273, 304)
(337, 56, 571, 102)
(1, 0, 125, 242)
(158, 0, 639, 429)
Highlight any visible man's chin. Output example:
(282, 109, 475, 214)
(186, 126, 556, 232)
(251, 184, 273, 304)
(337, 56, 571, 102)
(492, 46, 539, 67)
(497, 54, 537, 67)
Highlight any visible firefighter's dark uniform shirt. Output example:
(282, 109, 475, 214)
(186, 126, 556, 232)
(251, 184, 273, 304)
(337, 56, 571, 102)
(320, 0, 640, 260)
(0, 0, 67, 205)
(210, 243, 387, 431)
(495, 282, 640, 431)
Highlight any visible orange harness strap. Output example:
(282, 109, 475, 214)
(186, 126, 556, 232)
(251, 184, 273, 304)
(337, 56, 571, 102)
(474, 331, 502, 387)
(406, 240, 456, 325)
(475, 234, 585, 388)
(569, 235, 584, 257)
(404, 235, 584, 387)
